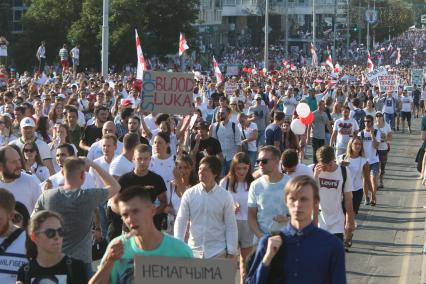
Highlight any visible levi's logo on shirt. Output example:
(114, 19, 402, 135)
(319, 178, 339, 189)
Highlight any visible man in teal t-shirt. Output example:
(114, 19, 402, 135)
(90, 186, 193, 283)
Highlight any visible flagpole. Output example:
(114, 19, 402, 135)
(264, 0, 269, 72)
(312, 0, 316, 46)
(101, 0, 109, 78)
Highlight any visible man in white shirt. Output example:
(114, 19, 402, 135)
(174, 156, 238, 260)
(36, 41, 46, 72)
(71, 43, 80, 75)
(330, 106, 359, 156)
(400, 90, 413, 133)
(109, 133, 140, 179)
(0, 146, 41, 213)
(87, 121, 123, 161)
(280, 149, 313, 179)
(10, 117, 54, 175)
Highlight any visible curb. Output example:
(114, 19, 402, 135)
(421, 217, 426, 284)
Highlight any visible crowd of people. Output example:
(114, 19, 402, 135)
(0, 34, 424, 284)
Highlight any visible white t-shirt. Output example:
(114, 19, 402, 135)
(337, 155, 368, 191)
(0, 231, 27, 284)
(239, 122, 258, 152)
(30, 163, 50, 183)
(375, 123, 392, 151)
(286, 163, 314, 180)
(358, 130, 381, 164)
(87, 140, 123, 161)
(219, 179, 249, 221)
(91, 156, 112, 187)
(333, 118, 359, 149)
(71, 47, 79, 59)
(0, 173, 41, 213)
(400, 95, 413, 112)
(281, 97, 298, 116)
(46, 170, 96, 189)
(109, 154, 134, 178)
(382, 96, 397, 114)
(317, 166, 353, 234)
(150, 155, 175, 199)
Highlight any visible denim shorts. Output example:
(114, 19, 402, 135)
(369, 162, 380, 176)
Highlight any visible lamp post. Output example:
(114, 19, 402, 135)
(101, 0, 109, 78)
(264, 0, 269, 71)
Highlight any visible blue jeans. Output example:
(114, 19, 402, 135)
(98, 203, 108, 240)
(384, 113, 394, 129)
(85, 262, 94, 279)
(247, 151, 257, 170)
(222, 159, 232, 177)
(257, 129, 265, 147)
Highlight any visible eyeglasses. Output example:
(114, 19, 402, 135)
(256, 159, 270, 165)
(37, 228, 64, 239)
(23, 148, 35, 153)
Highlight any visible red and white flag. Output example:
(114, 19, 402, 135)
(212, 56, 224, 83)
(387, 43, 393, 52)
(325, 47, 333, 68)
(179, 33, 189, 56)
(334, 63, 341, 73)
(395, 48, 401, 65)
(310, 43, 318, 66)
(135, 29, 147, 80)
(367, 51, 374, 72)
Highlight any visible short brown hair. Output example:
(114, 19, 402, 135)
(285, 175, 320, 202)
(199, 156, 222, 182)
(123, 133, 140, 151)
(259, 145, 281, 160)
(134, 144, 151, 155)
(103, 133, 118, 145)
(63, 157, 85, 180)
(316, 146, 335, 164)
(0, 188, 15, 213)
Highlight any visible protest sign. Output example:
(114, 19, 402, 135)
(411, 69, 424, 86)
(134, 256, 234, 284)
(224, 81, 239, 96)
(365, 66, 388, 86)
(141, 71, 194, 115)
(378, 75, 398, 93)
(226, 65, 239, 76)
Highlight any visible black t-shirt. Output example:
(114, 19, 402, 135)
(190, 136, 222, 170)
(413, 89, 421, 103)
(107, 171, 167, 240)
(118, 133, 150, 146)
(16, 256, 88, 284)
(80, 124, 103, 146)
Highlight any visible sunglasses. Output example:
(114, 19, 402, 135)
(256, 159, 270, 165)
(23, 148, 35, 153)
(37, 228, 64, 239)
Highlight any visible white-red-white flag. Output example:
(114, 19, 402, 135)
(387, 43, 393, 52)
(135, 29, 147, 80)
(334, 63, 341, 73)
(395, 48, 401, 65)
(310, 43, 318, 66)
(325, 47, 333, 68)
(367, 51, 374, 72)
(179, 33, 189, 56)
(212, 56, 224, 83)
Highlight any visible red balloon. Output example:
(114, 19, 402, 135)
(247, 68, 252, 74)
(300, 112, 314, 125)
(243, 67, 248, 73)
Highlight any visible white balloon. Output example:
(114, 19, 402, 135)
(290, 119, 306, 135)
(296, 103, 311, 118)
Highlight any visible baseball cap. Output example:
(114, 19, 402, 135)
(254, 94, 262, 100)
(20, 117, 36, 128)
(121, 99, 133, 107)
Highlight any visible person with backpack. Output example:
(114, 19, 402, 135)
(314, 146, 355, 241)
(219, 152, 254, 284)
(246, 176, 346, 284)
(380, 91, 398, 131)
(210, 106, 242, 176)
(16, 210, 87, 284)
(358, 115, 381, 206)
(350, 98, 366, 131)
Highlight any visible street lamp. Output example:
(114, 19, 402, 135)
(101, 0, 109, 78)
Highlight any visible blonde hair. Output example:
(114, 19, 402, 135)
(284, 175, 320, 202)
(344, 136, 364, 161)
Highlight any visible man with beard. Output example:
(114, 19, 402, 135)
(80, 106, 109, 153)
(122, 116, 150, 146)
(248, 146, 290, 240)
(0, 188, 27, 284)
(0, 146, 41, 213)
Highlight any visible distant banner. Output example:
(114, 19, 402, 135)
(411, 69, 424, 86)
(134, 256, 234, 284)
(141, 71, 194, 115)
(365, 66, 388, 86)
(224, 82, 239, 96)
(378, 75, 398, 93)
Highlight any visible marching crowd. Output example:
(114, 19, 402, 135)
(0, 49, 424, 284)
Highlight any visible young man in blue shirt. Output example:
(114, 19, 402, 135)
(246, 175, 346, 284)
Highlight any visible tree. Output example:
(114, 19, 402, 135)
(13, 0, 82, 70)
(68, 0, 198, 69)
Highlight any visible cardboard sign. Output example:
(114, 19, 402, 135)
(365, 66, 388, 86)
(226, 65, 239, 76)
(378, 75, 398, 93)
(134, 256, 234, 284)
(411, 69, 424, 86)
(224, 82, 239, 96)
(141, 71, 194, 115)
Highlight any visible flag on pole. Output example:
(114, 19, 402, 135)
(395, 48, 401, 65)
(367, 51, 374, 72)
(387, 43, 393, 52)
(179, 33, 189, 56)
(135, 29, 146, 80)
(310, 43, 318, 66)
(212, 56, 224, 83)
(325, 46, 333, 68)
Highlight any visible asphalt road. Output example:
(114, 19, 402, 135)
(346, 117, 426, 284)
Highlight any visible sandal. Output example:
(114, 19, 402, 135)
(370, 200, 376, 206)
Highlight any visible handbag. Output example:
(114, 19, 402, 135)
(241, 127, 249, 152)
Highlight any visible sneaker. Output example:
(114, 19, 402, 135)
(378, 183, 384, 189)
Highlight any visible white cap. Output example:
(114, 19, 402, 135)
(20, 117, 36, 128)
